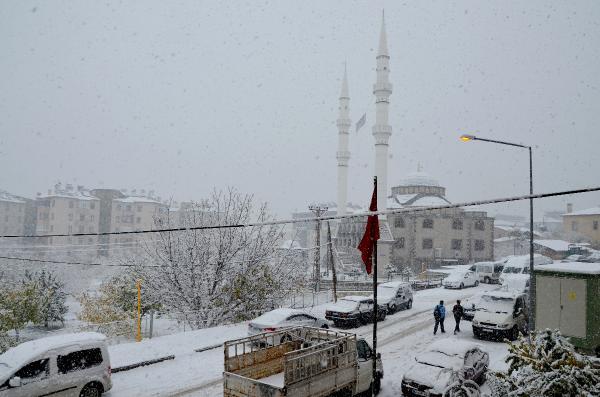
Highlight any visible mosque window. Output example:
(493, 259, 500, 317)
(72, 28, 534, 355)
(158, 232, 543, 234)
(422, 218, 433, 229)
(422, 238, 433, 249)
(394, 217, 405, 228)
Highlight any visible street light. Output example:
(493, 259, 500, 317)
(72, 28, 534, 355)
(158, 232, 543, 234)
(459, 134, 535, 338)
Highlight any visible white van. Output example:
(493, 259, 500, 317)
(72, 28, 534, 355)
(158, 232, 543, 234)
(472, 291, 529, 341)
(0, 332, 111, 397)
(475, 260, 506, 284)
(498, 254, 552, 286)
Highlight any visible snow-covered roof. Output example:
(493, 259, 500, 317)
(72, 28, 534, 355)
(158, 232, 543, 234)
(115, 196, 163, 204)
(341, 295, 371, 302)
(410, 196, 449, 207)
(250, 308, 302, 325)
(536, 262, 600, 275)
(39, 191, 99, 201)
(0, 190, 26, 204)
(398, 171, 440, 187)
(0, 332, 106, 380)
(533, 239, 573, 252)
(563, 206, 600, 216)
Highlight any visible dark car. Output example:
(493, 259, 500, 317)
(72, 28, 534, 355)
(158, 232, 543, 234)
(325, 295, 386, 328)
(461, 292, 484, 322)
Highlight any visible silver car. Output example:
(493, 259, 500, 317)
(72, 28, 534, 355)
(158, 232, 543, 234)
(248, 308, 328, 343)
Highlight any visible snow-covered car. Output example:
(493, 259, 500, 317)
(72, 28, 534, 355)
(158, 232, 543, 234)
(325, 296, 386, 328)
(461, 292, 485, 322)
(401, 340, 489, 397)
(0, 332, 111, 397)
(368, 281, 413, 314)
(562, 254, 584, 262)
(247, 308, 328, 343)
(474, 260, 506, 284)
(472, 291, 528, 341)
(443, 270, 478, 289)
(498, 254, 553, 285)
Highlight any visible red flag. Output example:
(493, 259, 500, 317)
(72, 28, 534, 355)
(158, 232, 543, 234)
(357, 181, 380, 274)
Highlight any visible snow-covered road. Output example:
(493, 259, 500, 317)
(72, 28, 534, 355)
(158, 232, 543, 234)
(105, 284, 509, 396)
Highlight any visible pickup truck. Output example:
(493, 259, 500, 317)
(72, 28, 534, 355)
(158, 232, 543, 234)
(223, 326, 383, 397)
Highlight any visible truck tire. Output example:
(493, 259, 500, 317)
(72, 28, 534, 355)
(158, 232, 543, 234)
(484, 276, 490, 284)
(80, 383, 103, 397)
(460, 283, 464, 289)
(475, 280, 479, 287)
(407, 299, 413, 309)
(321, 324, 329, 329)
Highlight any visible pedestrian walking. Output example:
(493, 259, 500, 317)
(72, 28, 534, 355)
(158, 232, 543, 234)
(453, 300, 464, 335)
(433, 300, 446, 335)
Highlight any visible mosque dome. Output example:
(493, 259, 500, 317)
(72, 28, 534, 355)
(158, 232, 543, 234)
(398, 170, 440, 187)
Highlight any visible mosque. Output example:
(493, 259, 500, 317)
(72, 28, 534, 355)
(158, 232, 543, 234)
(332, 13, 495, 274)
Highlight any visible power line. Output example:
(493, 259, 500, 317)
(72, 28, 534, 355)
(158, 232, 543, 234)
(0, 255, 144, 267)
(1, 186, 599, 240)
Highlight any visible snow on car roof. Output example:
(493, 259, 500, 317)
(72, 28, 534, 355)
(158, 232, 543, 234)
(341, 295, 371, 302)
(0, 332, 106, 377)
(379, 281, 410, 288)
(428, 339, 482, 357)
(251, 308, 302, 324)
(536, 262, 600, 275)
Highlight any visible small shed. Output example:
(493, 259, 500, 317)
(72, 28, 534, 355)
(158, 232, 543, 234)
(534, 262, 600, 353)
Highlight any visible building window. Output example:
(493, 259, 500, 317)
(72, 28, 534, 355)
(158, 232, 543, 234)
(422, 238, 433, 249)
(452, 239, 463, 250)
(422, 218, 434, 229)
(394, 217, 405, 228)
(69, 201, 74, 208)
(571, 221, 578, 231)
(395, 237, 405, 249)
(90, 202, 96, 210)
(90, 215, 94, 222)
(126, 205, 132, 212)
(594, 221, 598, 231)
(475, 220, 485, 231)
(452, 219, 463, 230)
(475, 239, 485, 251)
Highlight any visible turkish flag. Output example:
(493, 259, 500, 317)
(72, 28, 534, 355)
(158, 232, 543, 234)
(357, 182, 380, 274)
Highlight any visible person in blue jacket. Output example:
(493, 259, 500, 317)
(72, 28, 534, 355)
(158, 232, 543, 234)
(433, 300, 446, 335)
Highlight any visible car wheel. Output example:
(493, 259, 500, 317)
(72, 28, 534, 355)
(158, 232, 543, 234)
(460, 283, 464, 289)
(484, 276, 490, 284)
(80, 383, 102, 397)
(473, 328, 480, 339)
(475, 280, 479, 287)
(389, 304, 397, 313)
(407, 299, 413, 309)
(321, 323, 329, 329)
(280, 333, 292, 344)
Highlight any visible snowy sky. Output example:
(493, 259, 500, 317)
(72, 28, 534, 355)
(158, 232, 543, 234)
(1, 0, 599, 219)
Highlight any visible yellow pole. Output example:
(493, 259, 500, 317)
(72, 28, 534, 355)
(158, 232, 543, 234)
(136, 280, 142, 342)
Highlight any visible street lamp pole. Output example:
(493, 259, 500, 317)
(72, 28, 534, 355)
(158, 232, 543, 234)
(460, 134, 535, 338)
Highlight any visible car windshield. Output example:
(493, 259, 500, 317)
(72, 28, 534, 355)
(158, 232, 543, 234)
(377, 286, 397, 297)
(335, 300, 359, 310)
(480, 295, 514, 314)
(253, 310, 295, 324)
(502, 266, 522, 274)
(416, 350, 463, 370)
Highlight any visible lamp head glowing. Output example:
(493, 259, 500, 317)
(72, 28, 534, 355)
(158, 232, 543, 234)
(460, 134, 476, 142)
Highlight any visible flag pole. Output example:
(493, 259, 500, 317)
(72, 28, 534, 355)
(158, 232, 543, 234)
(371, 176, 378, 397)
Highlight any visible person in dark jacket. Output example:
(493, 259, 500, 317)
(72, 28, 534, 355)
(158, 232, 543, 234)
(453, 300, 464, 335)
(433, 300, 446, 335)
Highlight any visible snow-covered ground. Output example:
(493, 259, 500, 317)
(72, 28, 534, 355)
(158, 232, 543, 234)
(103, 283, 509, 396)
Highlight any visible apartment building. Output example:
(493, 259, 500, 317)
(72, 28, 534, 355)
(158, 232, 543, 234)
(563, 204, 600, 247)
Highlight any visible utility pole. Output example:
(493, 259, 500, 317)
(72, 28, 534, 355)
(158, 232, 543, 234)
(136, 279, 142, 342)
(308, 205, 328, 293)
(327, 221, 338, 303)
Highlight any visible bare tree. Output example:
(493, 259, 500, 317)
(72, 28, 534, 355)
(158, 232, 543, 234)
(126, 188, 305, 329)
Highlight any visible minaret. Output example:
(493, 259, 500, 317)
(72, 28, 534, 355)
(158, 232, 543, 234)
(372, 11, 392, 212)
(336, 64, 351, 215)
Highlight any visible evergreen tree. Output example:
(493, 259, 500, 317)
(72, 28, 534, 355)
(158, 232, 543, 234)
(490, 329, 600, 396)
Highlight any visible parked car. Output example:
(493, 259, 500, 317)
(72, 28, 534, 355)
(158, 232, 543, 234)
(472, 291, 528, 341)
(325, 295, 386, 328)
(368, 281, 413, 314)
(248, 308, 328, 343)
(474, 260, 506, 284)
(0, 332, 111, 397)
(443, 270, 478, 289)
(401, 340, 489, 397)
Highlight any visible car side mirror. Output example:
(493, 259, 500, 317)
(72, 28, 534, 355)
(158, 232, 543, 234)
(9, 376, 21, 388)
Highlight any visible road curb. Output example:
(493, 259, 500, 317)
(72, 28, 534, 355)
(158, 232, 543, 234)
(112, 355, 175, 373)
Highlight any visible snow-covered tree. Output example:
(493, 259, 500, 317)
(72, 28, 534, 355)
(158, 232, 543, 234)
(0, 279, 39, 341)
(489, 329, 600, 397)
(23, 270, 68, 328)
(127, 188, 305, 329)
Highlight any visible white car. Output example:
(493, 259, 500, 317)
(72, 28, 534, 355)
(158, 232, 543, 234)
(443, 270, 478, 289)
(0, 332, 111, 397)
(247, 308, 328, 343)
(369, 281, 413, 314)
(401, 340, 489, 397)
